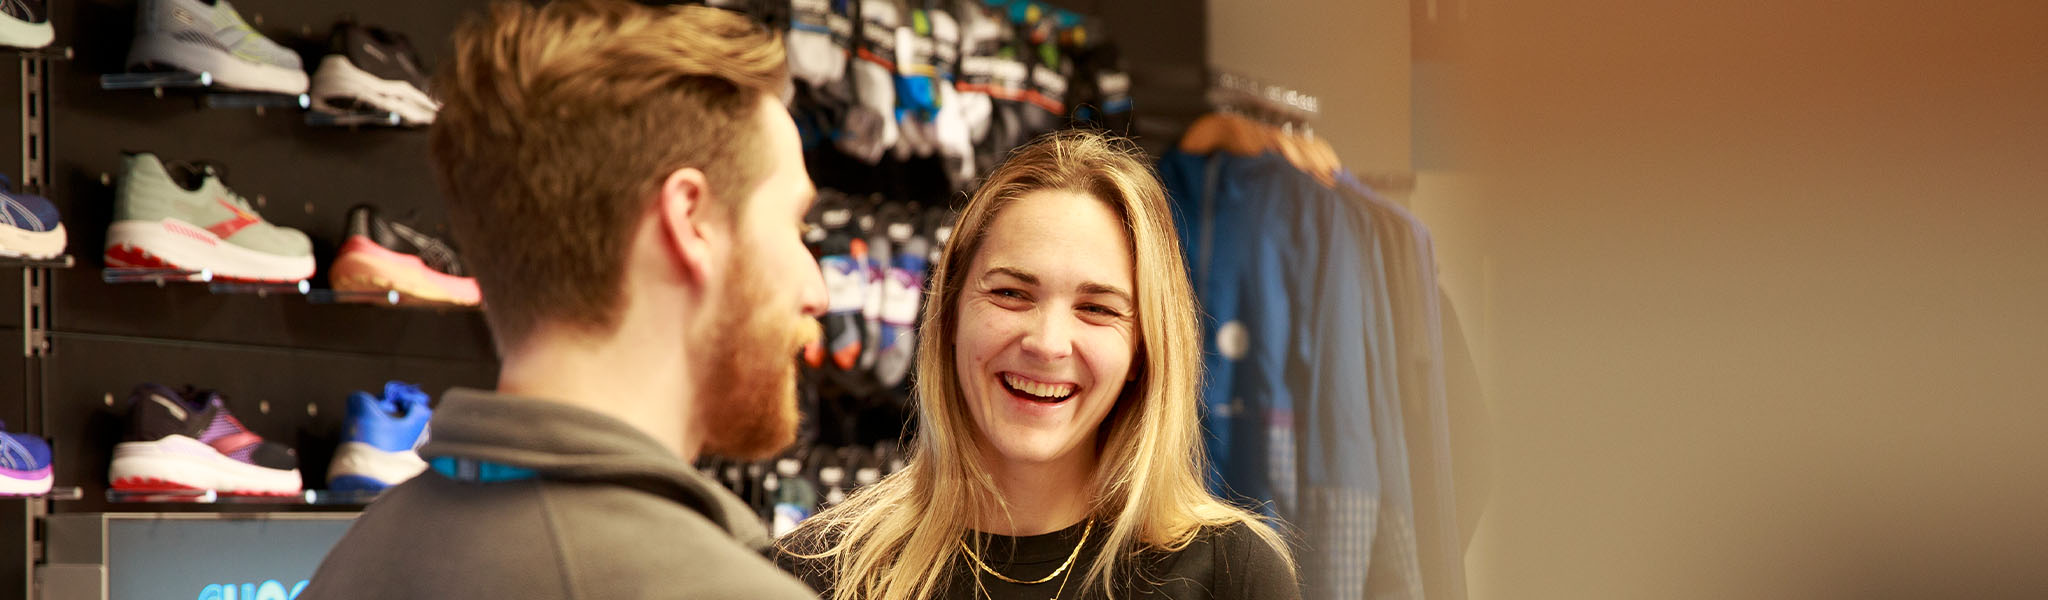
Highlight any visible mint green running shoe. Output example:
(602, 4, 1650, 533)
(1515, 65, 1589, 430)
(126, 0, 307, 94)
(104, 153, 315, 282)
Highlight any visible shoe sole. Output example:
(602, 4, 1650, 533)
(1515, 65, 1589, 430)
(110, 435, 301, 496)
(309, 55, 437, 126)
(105, 219, 314, 283)
(0, 223, 66, 260)
(329, 235, 480, 305)
(0, 467, 53, 496)
(0, 15, 52, 50)
(127, 33, 309, 95)
(326, 441, 427, 491)
(327, 474, 393, 492)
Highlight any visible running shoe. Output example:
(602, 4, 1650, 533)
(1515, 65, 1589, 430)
(109, 383, 302, 496)
(105, 152, 316, 283)
(126, 0, 309, 94)
(0, 423, 53, 497)
(328, 205, 480, 305)
(0, 174, 66, 259)
(309, 22, 438, 126)
(0, 0, 53, 49)
(326, 381, 431, 492)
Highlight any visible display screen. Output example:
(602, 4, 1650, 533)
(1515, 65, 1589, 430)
(106, 517, 355, 600)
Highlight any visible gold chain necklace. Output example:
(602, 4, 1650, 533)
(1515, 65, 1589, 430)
(959, 520, 1095, 586)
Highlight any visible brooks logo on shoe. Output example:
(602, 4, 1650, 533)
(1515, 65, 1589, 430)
(206, 198, 261, 239)
(206, 431, 263, 459)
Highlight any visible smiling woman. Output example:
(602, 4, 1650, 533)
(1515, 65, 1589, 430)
(777, 130, 1300, 600)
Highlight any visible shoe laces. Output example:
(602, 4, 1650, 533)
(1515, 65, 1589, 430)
(168, 160, 259, 211)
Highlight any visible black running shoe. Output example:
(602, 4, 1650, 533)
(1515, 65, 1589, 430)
(309, 22, 438, 125)
(109, 384, 302, 496)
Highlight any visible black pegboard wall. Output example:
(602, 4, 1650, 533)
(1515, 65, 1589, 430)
(39, 0, 503, 512)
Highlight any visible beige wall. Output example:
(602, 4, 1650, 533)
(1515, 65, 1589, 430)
(1207, 0, 1413, 175)
(1216, 0, 2048, 597)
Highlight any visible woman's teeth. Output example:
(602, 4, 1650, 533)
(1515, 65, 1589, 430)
(1003, 373, 1076, 400)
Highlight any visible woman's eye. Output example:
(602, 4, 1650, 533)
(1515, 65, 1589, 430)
(1081, 305, 1122, 318)
(993, 288, 1027, 300)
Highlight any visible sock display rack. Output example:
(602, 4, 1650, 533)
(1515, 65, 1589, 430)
(0, 1, 505, 597)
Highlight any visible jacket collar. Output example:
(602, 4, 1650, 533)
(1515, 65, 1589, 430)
(419, 387, 772, 550)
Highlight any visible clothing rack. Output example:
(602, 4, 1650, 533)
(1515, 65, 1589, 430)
(1207, 70, 1320, 126)
(1203, 70, 1421, 194)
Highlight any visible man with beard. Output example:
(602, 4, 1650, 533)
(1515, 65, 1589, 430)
(301, 1, 825, 598)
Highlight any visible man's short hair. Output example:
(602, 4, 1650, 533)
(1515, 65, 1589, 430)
(430, 0, 788, 348)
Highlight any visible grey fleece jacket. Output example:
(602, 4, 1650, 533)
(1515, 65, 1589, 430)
(300, 388, 816, 600)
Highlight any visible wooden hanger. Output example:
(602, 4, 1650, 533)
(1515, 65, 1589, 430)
(1275, 122, 1336, 187)
(1180, 112, 1272, 156)
(1299, 127, 1341, 186)
(1274, 122, 1318, 184)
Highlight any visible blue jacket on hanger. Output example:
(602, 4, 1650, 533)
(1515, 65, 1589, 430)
(1161, 151, 1380, 511)
(1164, 150, 1394, 599)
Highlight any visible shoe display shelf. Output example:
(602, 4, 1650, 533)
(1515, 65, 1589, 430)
(0, 255, 72, 269)
(100, 266, 306, 297)
(9, 46, 71, 62)
(302, 110, 404, 128)
(306, 288, 478, 309)
(98, 71, 408, 128)
(99, 71, 310, 115)
(98, 267, 477, 310)
(102, 488, 379, 506)
(1, 487, 81, 502)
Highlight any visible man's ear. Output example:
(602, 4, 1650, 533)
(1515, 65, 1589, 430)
(658, 167, 716, 283)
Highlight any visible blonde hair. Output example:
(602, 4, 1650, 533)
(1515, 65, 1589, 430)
(786, 130, 1294, 599)
(430, 0, 786, 349)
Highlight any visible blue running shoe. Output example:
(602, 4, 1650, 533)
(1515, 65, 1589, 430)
(327, 381, 432, 492)
(0, 174, 66, 259)
(0, 422, 53, 496)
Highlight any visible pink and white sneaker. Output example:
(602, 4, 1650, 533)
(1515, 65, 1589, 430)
(328, 205, 480, 306)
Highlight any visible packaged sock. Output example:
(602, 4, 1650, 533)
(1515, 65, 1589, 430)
(857, 199, 890, 373)
(771, 456, 820, 537)
(922, 203, 958, 267)
(892, 0, 941, 160)
(838, 0, 902, 163)
(788, 0, 853, 92)
(875, 202, 927, 388)
(928, 3, 975, 187)
(1017, 6, 1071, 138)
(955, 0, 1011, 145)
(1063, 20, 1133, 134)
(815, 192, 867, 371)
(975, 98, 1029, 178)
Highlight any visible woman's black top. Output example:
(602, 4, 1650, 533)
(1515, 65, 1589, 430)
(774, 520, 1301, 600)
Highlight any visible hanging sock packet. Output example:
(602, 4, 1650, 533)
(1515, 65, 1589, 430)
(891, 0, 941, 160)
(926, 3, 976, 188)
(839, 0, 902, 163)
